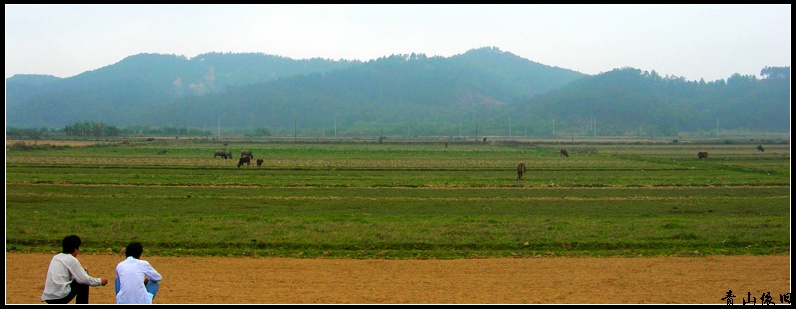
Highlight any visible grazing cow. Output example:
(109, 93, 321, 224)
(156, 150, 167, 155)
(240, 150, 253, 159)
(214, 150, 228, 159)
(237, 156, 251, 168)
(226, 151, 232, 159)
(560, 149, 569, 157)
(698, 152, 708, 159)
(757, 145, 765, 152)
(517, 163, 527, 180)
(256, 159, 264, 167)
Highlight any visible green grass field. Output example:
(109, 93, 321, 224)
(5, 137, 790, 258)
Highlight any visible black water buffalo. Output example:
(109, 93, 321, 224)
(757, 145, 765, 152)
(560, 149, 569, 157)
(256, 159, 264, 167)
(517, 162, 527, 180)
(214, 150, 228, 159)
(237, 156, 251, 168)
(698, 152, 709, 159)
(156, 150, 167, 155)
(240, 150, 253, 159)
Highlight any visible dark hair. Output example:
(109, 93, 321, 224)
(62, 235, 82, 254)
(125, 242, 144, 259)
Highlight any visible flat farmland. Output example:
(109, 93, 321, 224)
(5, 138, 790, 258)
(5, 138, 791, 304)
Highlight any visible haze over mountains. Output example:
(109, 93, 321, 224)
(5, 47, 789, 137)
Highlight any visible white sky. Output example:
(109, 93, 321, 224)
(4, 4, 791, 82)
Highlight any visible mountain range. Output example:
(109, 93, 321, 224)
(5, 46, 789, 137)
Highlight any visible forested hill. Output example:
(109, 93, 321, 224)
(5, 47, 790, 136)
(140, 47, 585, 134)
(502, 66, 790, 136)
(5, 52, 362, 128)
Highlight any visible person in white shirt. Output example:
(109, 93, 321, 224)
(41, 235, 109, 304)
(115, 242, 163, 304)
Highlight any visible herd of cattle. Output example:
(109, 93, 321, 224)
(213, 149, 264, 168)
(156, 143, 768, 173)
(515, 145, 767, 180)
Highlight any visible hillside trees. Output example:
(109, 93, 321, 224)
(64, 121, 119, 137)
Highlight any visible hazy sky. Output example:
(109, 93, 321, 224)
(5, 4, 791, 81)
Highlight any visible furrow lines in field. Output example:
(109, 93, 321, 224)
(6, 183, 791, 190)
(6, 192, 788, 202)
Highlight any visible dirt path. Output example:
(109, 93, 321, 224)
(5, 253, 791, 304)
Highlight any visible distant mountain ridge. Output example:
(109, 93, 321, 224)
(5, 47, 789, 136)
(6, 52, 361, 127)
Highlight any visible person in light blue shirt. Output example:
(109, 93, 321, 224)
(115, 242, 163, 304)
